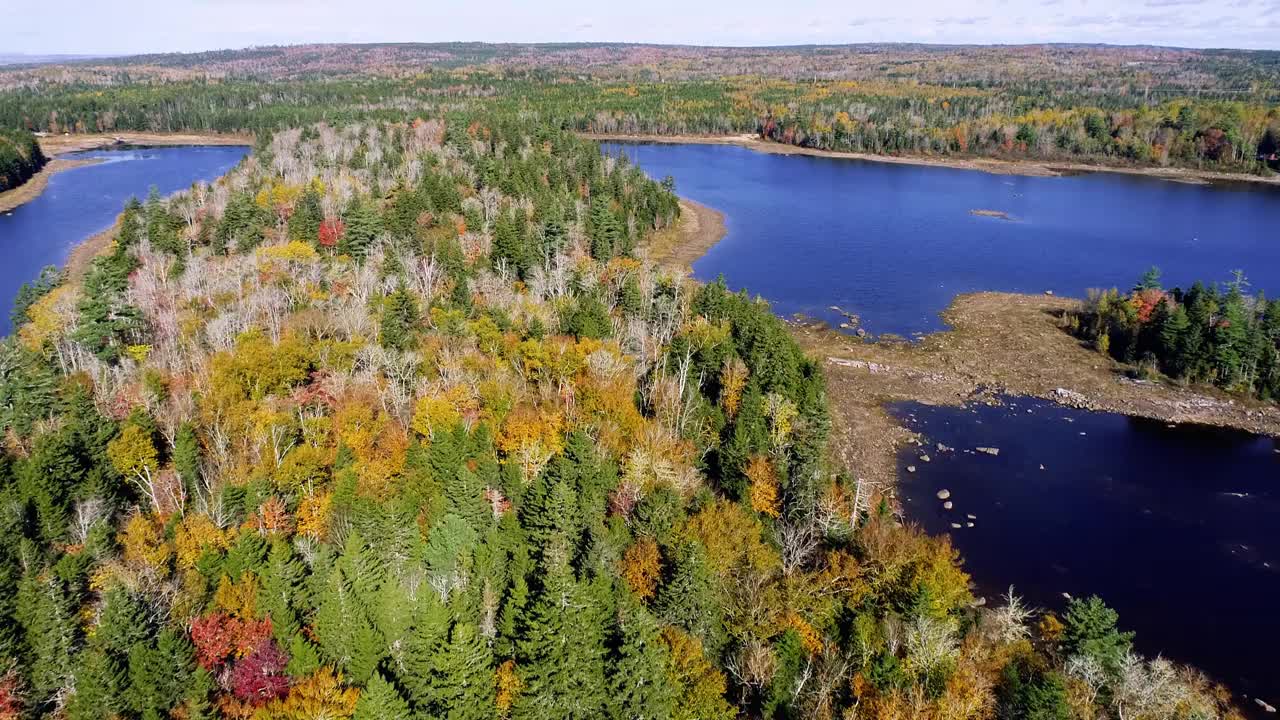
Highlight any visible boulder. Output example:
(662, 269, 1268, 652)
(943, 501, 953, 510)
(976, 447, 1000, 456)
(920, 454, 931, 463)
(937, 489, 951, 500)
(950, 523, 963, 529)
(907, 465, 917, 473)
(1254, 698, 1276, 713)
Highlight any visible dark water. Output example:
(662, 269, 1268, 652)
(0, 145, 249, 334)
(893, 398, 1280, 703)
(605, 142, 1280, 337)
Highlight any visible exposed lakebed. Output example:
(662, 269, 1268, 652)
(0, 144, 249, 334)
(605, 141, 1280, 338)
(894, 398, 1280, 703)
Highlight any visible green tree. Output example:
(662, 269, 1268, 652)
(607, 600, 675, 720)
(355, 672, 412, 720)
(1061, 595, 1133, 673)
(380, 285, 421, 351)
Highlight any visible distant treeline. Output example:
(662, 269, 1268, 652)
(2, 68, 1279, 175)
(0, 128, 46, 191)
(1073, 268, 1280, 400)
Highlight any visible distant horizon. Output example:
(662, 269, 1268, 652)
(5, 0, 1279, 56)
(3, 38, 1279, 66)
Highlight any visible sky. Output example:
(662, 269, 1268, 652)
(2, 0, 1278, 56)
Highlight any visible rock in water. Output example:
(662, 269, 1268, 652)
(943, 501, 953, 510)
(950, 523, 963, 529)
(937, 489, 951, 500)
(920, 454, 931, 462)
(976, 447, 1000, 456)
(907, 465, 916, 473)
(1254, 698, 1276, 713)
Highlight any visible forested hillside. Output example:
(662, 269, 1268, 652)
(2, 42, 1279, 174)
(0, 119, 1240, 719)
(0, 129, 45, 191)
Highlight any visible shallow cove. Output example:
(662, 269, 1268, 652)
(893, 398, 1280, 704)
(604, 141, 1280, 338)
(0, 145, 249, 334)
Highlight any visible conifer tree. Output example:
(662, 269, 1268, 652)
(380, 285, 420, 351)
(607, 599, 676, 720)
(355, 673, 412, 720)
(340, 199, 380, 259)
(16, 571, 77, 709)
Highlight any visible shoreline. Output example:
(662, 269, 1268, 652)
(38, 131, 255, 155)
(590, 132, 1280, 187)
(644, 198, 726, 273)
(0, 157, 104, 213)
(0, 131, 253, 214)
(657, 194, 1280, 496)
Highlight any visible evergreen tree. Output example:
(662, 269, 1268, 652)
(16, 571, 77, 708)
(380, 285, 420, 351)
(125, 628, 193, 717)
(512, 570, 608, 720)
(589, 199, 621, 261)
(340, 199, 380, 259)
(607, 600, 675, 720)
(430, 622, 496, 720)
(258, 539, 307, 642)
(355, 673, 412, 720)
(1061, 596, 1133, 673)
(289, 186, 324, 243)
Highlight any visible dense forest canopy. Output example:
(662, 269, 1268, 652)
(2, 42, 1279, 174)
(0, 129, 46, 191)
(1072, 268, 1280, 400)
(0, 118, 1242, 719)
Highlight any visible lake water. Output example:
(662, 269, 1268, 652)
(605, 142, 1280, 337)
(893, 398, 1280, 703)
(0, 145, 249, 334)
(606, 142, 1280, 707)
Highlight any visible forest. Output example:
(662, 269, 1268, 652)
(1072, 268, 1280, 400)
(0, 118, 1242, 720)
(0, 129, 46, 192)
(2, 42, 1280, 174)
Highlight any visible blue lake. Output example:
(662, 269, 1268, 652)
(894, 399, 1280, 705)
(0, 145, 249, 334)
(605, 142, 1280, 337)
(606, 141, 1280, 708)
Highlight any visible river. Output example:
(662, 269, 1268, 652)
(0, 145, 249, 334)
(610, 141, 1280, 708)
(605, 142, 1280, 338)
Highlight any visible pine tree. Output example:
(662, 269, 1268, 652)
(512, 569, 607, 720)
(289, 187, 324, 243)
(355, 673, 412, 720)
(607, 600, 675, 720)
(258, 539, 307, 642)
(656, 543, 726, 656)
(125, 628, 193, 717)
(589, 199, 621, 261)
(431, 622, 496, 720)
(1158, 303, 1192, 378)
(65, 648, 126, 720)
(312, 532, 385, 684)
(340, 199, 380, 259)
(15, 571, 77, 707)
(380, 285, 420, 351)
